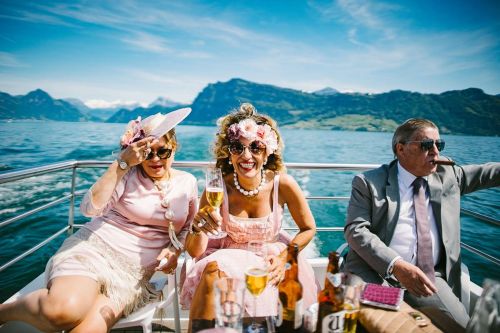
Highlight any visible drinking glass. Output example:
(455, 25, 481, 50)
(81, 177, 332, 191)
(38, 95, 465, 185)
(245, 240, 269, 333)
(214, 277, 245, 331)
(205, 166, 227, 239)
(343, 284, 362, 333)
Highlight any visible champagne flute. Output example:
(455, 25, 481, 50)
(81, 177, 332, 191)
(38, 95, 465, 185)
(245, 240, 269, 333)
(205, 166, 227, 238)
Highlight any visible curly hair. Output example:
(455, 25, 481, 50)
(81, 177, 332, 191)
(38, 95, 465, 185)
(213, 103, 285, 175)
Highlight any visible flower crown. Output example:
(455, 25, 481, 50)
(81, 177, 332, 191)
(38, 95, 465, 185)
(227, 119, 279, 155)
(120, 117, 146, 149)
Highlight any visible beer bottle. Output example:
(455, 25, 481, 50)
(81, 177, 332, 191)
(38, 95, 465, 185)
(316, 251, 345, 333)
(276, 243, 303, 332)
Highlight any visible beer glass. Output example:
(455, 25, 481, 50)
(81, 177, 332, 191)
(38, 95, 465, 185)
(245, 240, 269, 332)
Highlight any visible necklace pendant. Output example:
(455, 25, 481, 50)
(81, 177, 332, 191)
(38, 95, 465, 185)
(164, 209, 174, 220)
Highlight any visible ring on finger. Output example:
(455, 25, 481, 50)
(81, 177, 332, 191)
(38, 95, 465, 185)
(198, 218, 207, 228)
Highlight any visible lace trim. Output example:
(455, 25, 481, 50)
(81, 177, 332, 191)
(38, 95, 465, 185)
(45, 228, 161, 316)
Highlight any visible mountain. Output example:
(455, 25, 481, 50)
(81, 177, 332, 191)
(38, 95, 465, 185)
(188, 79, 500, 136)
(1, 81, 499, 136)
(0, 89, 88, 121)
(148, 97, 182, 108)
(313, 87, 339, 96)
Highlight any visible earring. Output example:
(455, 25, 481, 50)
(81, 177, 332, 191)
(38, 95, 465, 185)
(263, 158, 268, 166)
(228, 160, 232, 165)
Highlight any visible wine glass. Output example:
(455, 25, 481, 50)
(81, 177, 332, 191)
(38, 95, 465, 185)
(205, 166, 227, 238)
(245, 240, 269, 333)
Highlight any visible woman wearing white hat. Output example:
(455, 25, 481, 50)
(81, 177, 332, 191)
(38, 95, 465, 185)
(0, 108, 197, 332)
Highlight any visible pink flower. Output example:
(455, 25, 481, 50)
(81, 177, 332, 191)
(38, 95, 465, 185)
(226, 119, 279, 155)
(120, 117, 145, 149)
(238, 119, 259, 140)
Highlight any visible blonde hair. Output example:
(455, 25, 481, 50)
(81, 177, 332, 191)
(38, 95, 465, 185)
(213, 103, 285, 175)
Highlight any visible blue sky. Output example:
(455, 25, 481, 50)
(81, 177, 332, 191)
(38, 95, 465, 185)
(0, 0, 499, 107)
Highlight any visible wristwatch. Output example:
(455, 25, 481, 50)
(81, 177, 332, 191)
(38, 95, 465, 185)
(117, 158, 129, 170)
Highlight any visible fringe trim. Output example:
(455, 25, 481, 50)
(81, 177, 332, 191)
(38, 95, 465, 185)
(45, 228, 161, 316)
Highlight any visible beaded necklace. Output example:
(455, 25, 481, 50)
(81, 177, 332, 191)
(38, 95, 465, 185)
(233, 168, 266, 197)
(154, 174, 183, 251)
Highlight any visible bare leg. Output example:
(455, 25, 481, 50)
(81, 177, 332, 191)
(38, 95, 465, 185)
(0, 276, 99, 331)
(69, 293, 123, 333)
(188, 261, 227, 333)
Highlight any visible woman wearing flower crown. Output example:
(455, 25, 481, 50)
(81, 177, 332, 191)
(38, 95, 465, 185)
(180, 103, 317, 330)
(0, 108, 197, 332)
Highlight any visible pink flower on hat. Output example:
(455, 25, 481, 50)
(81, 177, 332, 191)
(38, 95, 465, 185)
(120, 117, 145, 149)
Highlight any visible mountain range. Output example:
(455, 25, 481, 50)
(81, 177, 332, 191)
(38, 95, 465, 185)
(1, 79, 499, 136)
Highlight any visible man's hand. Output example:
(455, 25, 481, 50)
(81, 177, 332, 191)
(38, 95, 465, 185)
(392, 259, 437, 297)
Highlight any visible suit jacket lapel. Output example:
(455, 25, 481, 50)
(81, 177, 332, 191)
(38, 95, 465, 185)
(385, 161, 400, 244)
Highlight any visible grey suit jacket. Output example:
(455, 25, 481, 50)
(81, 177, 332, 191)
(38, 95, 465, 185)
(344, 160, 500, 298)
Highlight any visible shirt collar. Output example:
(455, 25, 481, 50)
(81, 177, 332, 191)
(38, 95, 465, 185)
(397, 161, 428, 189)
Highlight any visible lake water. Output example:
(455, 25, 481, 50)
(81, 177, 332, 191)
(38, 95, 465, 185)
(0, 120, 499, 301)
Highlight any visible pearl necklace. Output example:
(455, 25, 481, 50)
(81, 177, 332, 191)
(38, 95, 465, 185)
(154, 178, 174, 220)
(233, 168, 266, 197)
(154, 175, 184, 251)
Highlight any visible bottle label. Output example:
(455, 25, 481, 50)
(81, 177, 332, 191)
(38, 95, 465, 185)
(276, 299, 283, 327)
(327, 272, 342, 287)
(294, 298, 303, 329)
(321, 310, 345, 333)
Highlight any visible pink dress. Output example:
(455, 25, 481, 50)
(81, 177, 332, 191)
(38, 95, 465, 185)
(180, 174, 317, 316)
(45, 167, 198, 315)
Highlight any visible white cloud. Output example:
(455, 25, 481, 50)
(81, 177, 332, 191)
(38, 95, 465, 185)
(0, 52, 26, 68)
(122, 32, 171, 53)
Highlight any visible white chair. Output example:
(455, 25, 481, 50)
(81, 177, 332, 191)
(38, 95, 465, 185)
(112, 265, 182, 333)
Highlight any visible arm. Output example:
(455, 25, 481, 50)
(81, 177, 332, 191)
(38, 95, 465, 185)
(268, 173, 316, 285)
(185, 190, 213, 258)
(346, 174, 436, 296)
(81, 137, 157, 215)
(344, 174, 401, 276)
(456, 162, 500, 194)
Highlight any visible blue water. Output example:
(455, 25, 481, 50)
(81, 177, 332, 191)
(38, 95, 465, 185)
(0, 121, 499, 301)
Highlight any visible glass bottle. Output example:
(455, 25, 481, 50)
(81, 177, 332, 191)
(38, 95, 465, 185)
(277, 243, 303, 332)
(316, 251, 345, 333)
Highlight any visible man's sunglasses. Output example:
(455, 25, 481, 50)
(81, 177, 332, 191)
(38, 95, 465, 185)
(403, 139, 445, 152)
(146, 147, 172, 160)
(228, 141, 266, 155)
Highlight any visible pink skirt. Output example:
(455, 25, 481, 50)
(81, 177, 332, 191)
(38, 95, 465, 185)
(180, 241, 318, 316)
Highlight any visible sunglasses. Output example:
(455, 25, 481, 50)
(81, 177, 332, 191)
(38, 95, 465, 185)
(404, 139, 445, 152)
(145, 147, 172, 160)
(228, 141, 266, 155)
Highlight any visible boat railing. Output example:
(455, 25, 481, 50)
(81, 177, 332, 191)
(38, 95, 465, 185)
(1, 159, 499, 275)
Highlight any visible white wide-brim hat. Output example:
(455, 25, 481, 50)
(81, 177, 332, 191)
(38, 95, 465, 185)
(142, 107, 191, 138)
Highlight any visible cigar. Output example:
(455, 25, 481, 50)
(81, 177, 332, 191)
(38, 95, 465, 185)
(433, 159, 455, 166)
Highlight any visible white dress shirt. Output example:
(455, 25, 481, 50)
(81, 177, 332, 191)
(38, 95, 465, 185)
(388, 163, 441, 268)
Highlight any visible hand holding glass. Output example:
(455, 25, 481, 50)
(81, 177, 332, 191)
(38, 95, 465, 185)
(205, 166, 226, 238)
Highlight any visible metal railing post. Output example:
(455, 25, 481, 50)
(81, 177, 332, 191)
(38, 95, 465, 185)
(68, 165, 77, 234)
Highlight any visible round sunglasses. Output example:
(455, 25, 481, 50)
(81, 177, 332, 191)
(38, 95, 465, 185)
(228, 141, 266, 155)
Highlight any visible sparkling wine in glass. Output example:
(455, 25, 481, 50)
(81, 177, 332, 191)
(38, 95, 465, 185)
(205, 166, 226, 238)
(245, 240, 269, 333)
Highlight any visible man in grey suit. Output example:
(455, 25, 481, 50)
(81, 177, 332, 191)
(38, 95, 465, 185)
(344, 118, 499, 330)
